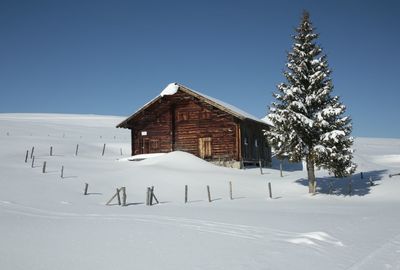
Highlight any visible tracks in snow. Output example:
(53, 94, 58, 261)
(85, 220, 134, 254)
(0, 200, 344, 249)
(345, 232, 400, 270)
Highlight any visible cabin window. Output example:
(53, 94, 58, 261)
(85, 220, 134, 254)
(150, 140, 159, 151)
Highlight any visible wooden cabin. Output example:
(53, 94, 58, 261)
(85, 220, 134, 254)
(117, 83, 272, 168)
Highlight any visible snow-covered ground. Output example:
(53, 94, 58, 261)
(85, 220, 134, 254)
(1, 113, 399, 270)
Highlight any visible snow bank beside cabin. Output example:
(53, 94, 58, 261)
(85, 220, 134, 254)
(118, 153, 167, 161)
(139, 151, 222, 171)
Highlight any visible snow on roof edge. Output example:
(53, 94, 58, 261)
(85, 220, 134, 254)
(261, 115, 274, 126)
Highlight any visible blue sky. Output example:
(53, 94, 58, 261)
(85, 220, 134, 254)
(1, 0, 399, 138)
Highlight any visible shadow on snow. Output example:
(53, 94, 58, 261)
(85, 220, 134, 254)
(271, 157, 303, 172)
(295, 170, 387, 196)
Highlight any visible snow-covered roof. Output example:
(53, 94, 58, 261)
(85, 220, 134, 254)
(160, 83, 179, 97)
(117, 83, 271, 128)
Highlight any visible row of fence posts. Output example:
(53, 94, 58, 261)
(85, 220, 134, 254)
(24, 145, 125, 179)
(4, 131, 125, 140)
(25, 146, 381, 202)
(25, 147, 277, 205)
(26, 146, 286, 178)
(23, 146, 92, 197)
(25, 144, 124, 161)
(26, 150, 65, 177)
(179, 181, 272, 205)
(23, 146, 92, 195)
(22, 145, 133, 205)
(105, 181, 274, 207)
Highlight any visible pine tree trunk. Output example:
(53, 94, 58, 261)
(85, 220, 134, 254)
(306, 154, 316, 194)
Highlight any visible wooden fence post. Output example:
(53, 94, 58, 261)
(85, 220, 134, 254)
(207, 185, 212, 202)
(120, 148, 123, 156)
(42, 161, 47, 173)
(30, 146, 35, 159)
(102, 144, 106, 156)
(146, 187, 151, 206)
(280, 162, 283, 177)
(185, 185, 188, 204)
(229, 181, 233, 200)
(150, 186, 154, 205)
(31, 156, 35, 168)
(268, 182, 272, 199)
(151, 186, 159, 204)
(84, 183, 89, 195)
(50, 146, 53, 156)
(369, 176, 374, 186)
(259, 159, 263, 175)
(106, 188, 121, 205)
(116, 188, 121, 205)
(75, 144, 79, 156)
(61, 166, 64, 178)
(121, 187, 127, 206)
(361, 172, 364, 179)
(25, 150, 29, 163)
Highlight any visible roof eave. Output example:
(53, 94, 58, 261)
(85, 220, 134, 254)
(116, 95, 162, 128)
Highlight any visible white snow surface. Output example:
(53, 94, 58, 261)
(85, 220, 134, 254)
(1, 113, 400, 270)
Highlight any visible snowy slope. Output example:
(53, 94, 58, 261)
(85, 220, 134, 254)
(1, 113, 400, 270)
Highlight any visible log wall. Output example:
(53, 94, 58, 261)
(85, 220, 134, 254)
(127, 91, 239, 160)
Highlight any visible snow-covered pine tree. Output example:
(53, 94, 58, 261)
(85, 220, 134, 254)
(267, 11, 356, 193)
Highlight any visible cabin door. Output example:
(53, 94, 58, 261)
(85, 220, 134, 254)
(142, 138, 150, 154)
(198, 137, 212, 159)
